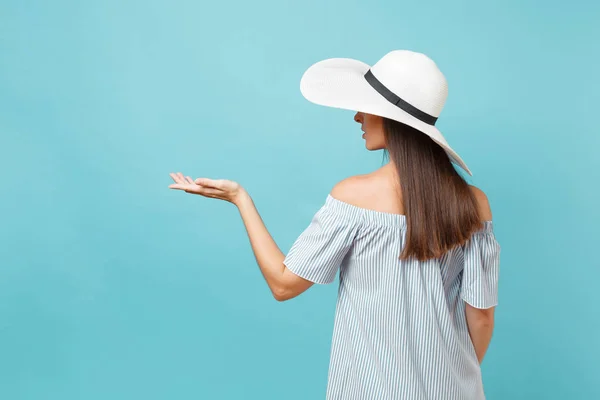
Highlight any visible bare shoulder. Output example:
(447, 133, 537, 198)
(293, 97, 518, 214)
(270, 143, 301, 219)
(330, 168, 400, 213)
(469, 185, 493, 221)
(330, 174, 372, 205)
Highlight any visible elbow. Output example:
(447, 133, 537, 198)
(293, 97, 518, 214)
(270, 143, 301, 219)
(273, 292, 289, 302)
(272, 285, 293, 302)
(274, 295, 290, 302)
(270, 269, 312, 302)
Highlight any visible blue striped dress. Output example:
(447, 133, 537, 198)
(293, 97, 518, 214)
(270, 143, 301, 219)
(283, 195, 501, 400)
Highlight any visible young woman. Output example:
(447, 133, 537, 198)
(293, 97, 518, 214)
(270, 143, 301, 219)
(169, 50, 501, 400)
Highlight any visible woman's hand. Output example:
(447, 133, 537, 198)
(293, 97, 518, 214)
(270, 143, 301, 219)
(168, 172, 246, 205)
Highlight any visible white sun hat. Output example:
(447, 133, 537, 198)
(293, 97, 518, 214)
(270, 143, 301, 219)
(300, 50, 472, 176)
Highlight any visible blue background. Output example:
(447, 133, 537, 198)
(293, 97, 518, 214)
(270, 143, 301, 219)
(1, 0, 598, 398)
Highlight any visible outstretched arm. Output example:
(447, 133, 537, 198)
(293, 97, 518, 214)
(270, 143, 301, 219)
(168, 172, 313, 301)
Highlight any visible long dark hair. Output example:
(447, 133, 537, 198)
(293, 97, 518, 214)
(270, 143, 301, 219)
(382, 118, 482, 261)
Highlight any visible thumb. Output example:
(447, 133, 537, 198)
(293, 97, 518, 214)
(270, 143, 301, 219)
(195, 178, 212, 187)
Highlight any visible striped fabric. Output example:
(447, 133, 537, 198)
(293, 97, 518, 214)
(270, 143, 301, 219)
(283, 195, 501, 400)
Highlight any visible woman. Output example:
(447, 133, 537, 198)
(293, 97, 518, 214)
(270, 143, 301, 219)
(169, 50, 500, 400)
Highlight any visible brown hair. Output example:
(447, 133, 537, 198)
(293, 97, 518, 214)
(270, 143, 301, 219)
(382, 118, 483, 261)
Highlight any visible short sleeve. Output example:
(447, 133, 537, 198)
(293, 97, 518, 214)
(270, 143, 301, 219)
(460, 222, 501, 309)
(283, 197, 360, 284)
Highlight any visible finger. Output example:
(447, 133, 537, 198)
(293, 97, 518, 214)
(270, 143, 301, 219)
(186, 186, 222, 198)
(212, 179, 225, 190)
(185, 176, 195, 185)
(170, 173, 186, 184)
(168, 183, 185, 190)
(195, 178, 221, 189)
(169, 173, 182, 183)
(177, 172, 186, 182)
(195, 177, 212, 187)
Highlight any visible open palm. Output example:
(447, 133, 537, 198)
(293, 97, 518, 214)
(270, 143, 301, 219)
(168, 172, 243, 204)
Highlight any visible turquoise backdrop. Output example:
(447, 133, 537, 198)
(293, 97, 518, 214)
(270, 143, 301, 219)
(1, 0, 598, 398)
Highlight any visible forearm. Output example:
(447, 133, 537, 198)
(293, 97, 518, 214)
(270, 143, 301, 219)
(466, 313, 494, 363)
(234, 190, 286, 292)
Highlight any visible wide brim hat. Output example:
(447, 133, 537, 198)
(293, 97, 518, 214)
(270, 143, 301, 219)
(299, 50, 471, 176)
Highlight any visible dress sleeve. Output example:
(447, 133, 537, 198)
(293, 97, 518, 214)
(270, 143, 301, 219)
(283, 196, 360, 284)
(460, 222, 501, 309)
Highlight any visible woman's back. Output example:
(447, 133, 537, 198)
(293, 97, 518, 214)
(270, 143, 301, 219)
(283, 166, 500, 400)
